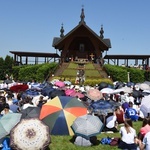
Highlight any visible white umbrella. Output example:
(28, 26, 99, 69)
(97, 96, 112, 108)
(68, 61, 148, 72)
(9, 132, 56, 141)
(120, 86, 133, 93)
(10, 118, 50, 150)
(140, 95, 150, 117)
(100, 88, 114, 94)
(139, 83, 150, 90)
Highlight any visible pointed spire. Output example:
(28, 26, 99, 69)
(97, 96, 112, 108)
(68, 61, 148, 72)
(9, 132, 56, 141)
(79, 5, 86, 24)
(100, 24, 104, 39)
(60, 23, 64, 38)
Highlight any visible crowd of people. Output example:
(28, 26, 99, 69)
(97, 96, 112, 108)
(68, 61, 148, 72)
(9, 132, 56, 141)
(0, 79, 150, 149)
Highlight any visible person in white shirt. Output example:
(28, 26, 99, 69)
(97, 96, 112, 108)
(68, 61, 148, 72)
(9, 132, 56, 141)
(22, 97, 35, 110)
(118, 118, 139, 149)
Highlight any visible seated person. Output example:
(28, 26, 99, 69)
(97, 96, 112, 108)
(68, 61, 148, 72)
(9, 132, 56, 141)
(1, 103, 13, 115)
(140, 131, 150, 150)
(104, 112, 118, 133)
(125, 102, 139, 121)
(115, 106, 125, 124)
(138, 118, 150, 141)
(74, 135, 98, 147)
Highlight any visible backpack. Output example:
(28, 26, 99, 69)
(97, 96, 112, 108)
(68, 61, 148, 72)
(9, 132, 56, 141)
(110, 137, 120, 146)
(100, 137, 112, 145)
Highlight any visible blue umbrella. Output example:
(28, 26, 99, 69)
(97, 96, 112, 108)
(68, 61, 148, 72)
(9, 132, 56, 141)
(89, 100, 115, 115)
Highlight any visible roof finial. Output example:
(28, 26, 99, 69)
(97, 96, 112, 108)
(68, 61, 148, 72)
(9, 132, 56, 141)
(100, 24, 104, 39)
(60, 23, 64, 38)
(79, 5, 86, 24)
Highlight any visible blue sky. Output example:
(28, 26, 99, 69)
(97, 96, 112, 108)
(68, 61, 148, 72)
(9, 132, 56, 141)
(0, 0, 150, 59)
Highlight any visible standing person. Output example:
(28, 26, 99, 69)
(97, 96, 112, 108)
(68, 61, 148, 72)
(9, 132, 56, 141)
(118, 119, 139, 150)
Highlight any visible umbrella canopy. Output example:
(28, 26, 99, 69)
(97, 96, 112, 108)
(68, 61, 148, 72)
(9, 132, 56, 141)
(100, 88, 114, 94)
(71, 114, 103, 138)
(20, 106, 41, 119)
(65, 89, 76, 96)
(10, 84, 29, 93)
(39, 96, 87, 136)
(98, 82, 108, 90)
(87, 89, 103, 101)
(139, 83, 150, 90)
(0, 113, 22, 139)
(89, 99, 115, 116)
(71, 92, 85, 99)
(64, 80, 72, 85)
(10, 118, 50, 150)
(120, 86, 133, 93)
(140, 95, 150, 117)
(24, 89, 40, 97)
(55, 81, 65, 88)
(49, 89, 66, 99)
(4, 79, 13, 84)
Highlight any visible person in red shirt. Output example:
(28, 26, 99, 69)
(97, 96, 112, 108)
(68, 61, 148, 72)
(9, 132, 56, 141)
(138, 118, 150, 141)
(115, 106, 125, 124)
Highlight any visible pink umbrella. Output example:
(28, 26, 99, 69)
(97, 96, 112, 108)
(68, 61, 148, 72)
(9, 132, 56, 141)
(72, 92, 85, 98)
(65, 89, 76, 96)
(87, 89, 103, 101)
(55, 81, 65, 88)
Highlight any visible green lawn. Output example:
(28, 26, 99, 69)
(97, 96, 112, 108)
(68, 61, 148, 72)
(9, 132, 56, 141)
(49, 121, 143, 150)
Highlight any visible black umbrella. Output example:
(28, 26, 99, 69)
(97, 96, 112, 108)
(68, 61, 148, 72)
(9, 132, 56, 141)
(49, 89, 66, 99)
(98, 82, 108, 90)
(20, 106, 41, 119)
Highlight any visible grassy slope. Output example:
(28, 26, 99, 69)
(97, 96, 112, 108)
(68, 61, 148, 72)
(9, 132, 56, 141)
(49, 121, 143, 150)
(61, 62, 101, 78)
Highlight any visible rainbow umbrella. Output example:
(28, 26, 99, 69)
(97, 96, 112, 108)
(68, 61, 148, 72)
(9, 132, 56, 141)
(39, 96, 87, 136)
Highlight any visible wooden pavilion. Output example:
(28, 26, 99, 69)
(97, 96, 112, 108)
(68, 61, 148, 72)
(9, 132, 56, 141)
(52, 7, 111, 63)
(10, 51, 60, 65)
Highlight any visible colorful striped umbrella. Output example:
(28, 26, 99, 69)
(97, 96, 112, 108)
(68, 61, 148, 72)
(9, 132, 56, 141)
(39, 96, 87, 136)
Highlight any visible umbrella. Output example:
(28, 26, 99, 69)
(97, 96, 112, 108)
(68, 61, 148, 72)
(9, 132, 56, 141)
(120, 86, 133, 93)
(39, 96, 87, 136)
(10, 118, 50, 150)
(65, 89, 76, 96)
(100, 87, 114, 94)
(4, 79, 13, 84)
(98, 82, 108, 90)
(0, 113, 22, 139)
(139, 83, 150, 90)
(64, 80, 72, 85)
(24, 89, 40, 97)
(140, 95, 150, 117)
(10, 84, 29, 93)
(87, 89, 103, 101)
(49, 89, 66, 99)
(89, 99, 115, 116)
(50, 79, 59, 85)
(71, 92, 85, 99)
(55, 81, 65, 88)
(20, 106, 41, 119)
(71, 114, 103, 138)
